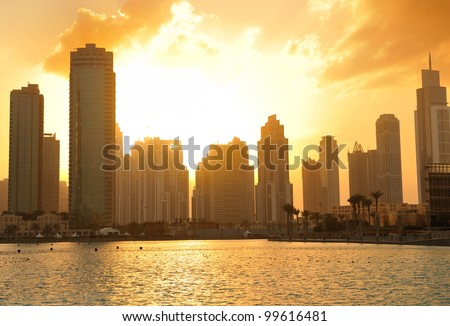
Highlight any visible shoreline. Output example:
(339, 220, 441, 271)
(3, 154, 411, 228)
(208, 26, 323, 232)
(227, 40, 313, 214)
(1, 235, 449, 247)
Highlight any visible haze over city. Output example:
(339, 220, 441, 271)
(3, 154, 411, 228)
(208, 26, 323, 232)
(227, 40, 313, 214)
(2, 0, 450, 209)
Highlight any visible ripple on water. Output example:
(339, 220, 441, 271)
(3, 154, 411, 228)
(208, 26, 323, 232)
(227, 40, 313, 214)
(0, 240, 449, 305)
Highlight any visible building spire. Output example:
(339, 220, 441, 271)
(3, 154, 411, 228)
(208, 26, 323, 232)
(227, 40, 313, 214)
(429, 52, 432, 70)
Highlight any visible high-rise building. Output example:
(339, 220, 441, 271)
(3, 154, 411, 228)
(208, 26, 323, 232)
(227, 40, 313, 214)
(425, 164, 450, 227)
(376, 114, 403, 204)
(0, 179, 8, 214)
(319, 135, 340, 213)
(348, 142, 378, 198)
(8, 84, 43, 214)
(69, 44, 115, 227)
(42, 133, 60, 213)
(59, 181, 68, 213)
(255, 115, 293, 225)
(415, 54, 450, 204)
(193, 137, 254, 226)
(127, 137, 189, 225)
(302, 158, 322, 212)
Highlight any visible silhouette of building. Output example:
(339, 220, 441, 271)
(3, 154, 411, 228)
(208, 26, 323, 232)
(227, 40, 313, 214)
(127, 137, 189, 225)
(193, 137, 254, 226)
(376, 114, 403, 204)
(348, 142, 378, 197)
(114, 123, 129, 226)
(0, 179, 7, 214)
(415, 54, 450, 204)
(42, 133, 60, 213)
(8, 84, 43, 214)
(69, 44, 115, 227)
(59, 181, 68, 213)
(425, 164, 450, 227)
(302, 158, 321, 212)
(319, 135, 340, 213)
(255, 115, 293, 225)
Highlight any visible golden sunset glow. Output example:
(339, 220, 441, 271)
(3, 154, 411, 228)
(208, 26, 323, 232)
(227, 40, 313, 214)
(2, 0, 450, 209)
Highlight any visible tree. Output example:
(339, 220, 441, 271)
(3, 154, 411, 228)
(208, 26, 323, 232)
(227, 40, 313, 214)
(30, 223, 40, 236)
(311, 211, 322, 231)
(293, 208, 300, 233)
(370, 191, 384, 238)
(301, 210, 310, 233)
(43, 224, 53, 237)
(362, 198, 373, 226)
(282, 203, 295, 238)
(5, 224, 18, 238)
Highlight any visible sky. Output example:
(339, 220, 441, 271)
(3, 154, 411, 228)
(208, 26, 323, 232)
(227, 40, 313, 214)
(2, 0, 450, 209)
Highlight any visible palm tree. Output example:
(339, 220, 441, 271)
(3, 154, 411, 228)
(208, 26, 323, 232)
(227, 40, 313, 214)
(311, 211, 322, 231)
(282, 203, 295, 238)
(301, 210, 310, 234)
(293, 208, 300, 233)
(362, 198, 373, 226)
(370, 191, 384, 238)
(347, 195, 358, 231)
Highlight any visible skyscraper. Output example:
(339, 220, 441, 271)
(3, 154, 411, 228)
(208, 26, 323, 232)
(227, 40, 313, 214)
(376, 114, 403, 204)
(348, 142, 378, 198)
(193, 137, 254, 226)
(319, 135, 340, 213)
(302, 158, 321, 212)
(42, 133, 60, 213)
(255, 115, 293, 225)
(127, 137, 189, 225)
(8, 84, 43, 214)
(415, 54, 450, 204)
(69, 44, 115, 227)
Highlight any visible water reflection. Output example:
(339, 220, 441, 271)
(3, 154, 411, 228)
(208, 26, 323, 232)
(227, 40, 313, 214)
(0, 240, 448, 305)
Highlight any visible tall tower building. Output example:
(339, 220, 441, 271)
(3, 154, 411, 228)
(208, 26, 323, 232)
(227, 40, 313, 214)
(348, 142, 378, 197)
(42, 133, 60, 213)
(376, 114, 403, 204)
(127, 137, 189, 225)
(193, 137, 254, 225)
(8, 84, 43, 214)
(69, 44, 115, 227)
(415, 54, 450, 204)
(319, 135, 340, 213)
(255, 115, 293, 225)
(302, 158, 322, 212)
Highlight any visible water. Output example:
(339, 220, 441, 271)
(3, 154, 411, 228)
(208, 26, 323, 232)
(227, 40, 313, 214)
(0, 240, 448, 305)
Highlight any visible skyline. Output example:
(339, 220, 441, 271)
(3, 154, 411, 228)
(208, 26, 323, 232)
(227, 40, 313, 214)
(2, 1, 450, 208)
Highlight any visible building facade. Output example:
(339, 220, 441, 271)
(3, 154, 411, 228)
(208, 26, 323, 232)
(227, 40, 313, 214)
(302, 158, 322, 212)
(376, 114, 403, 204)
(124, 137, 189, 225)
(415, 55, 450, 204)
(193, 137, 254, 226)
(69, 44, 116, 227)
(348, 142, 378, 198)
(42, 133, 60, 213)
(0, 179, 7, 214)
(425, 163, 450, 227)
(255, 115, 293, 225)
(8, 84, 43, 214)
(319, 135, 340, 213)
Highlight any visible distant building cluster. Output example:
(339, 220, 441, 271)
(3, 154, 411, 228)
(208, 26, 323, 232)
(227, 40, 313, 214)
(1, 46, 449, 238)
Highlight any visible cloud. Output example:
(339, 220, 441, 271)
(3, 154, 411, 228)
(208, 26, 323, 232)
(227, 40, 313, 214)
(43, 0, 176, 75)
(319, 0, 450, 87)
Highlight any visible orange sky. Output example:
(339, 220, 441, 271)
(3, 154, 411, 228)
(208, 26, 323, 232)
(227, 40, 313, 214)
(2, 0, 450, 209)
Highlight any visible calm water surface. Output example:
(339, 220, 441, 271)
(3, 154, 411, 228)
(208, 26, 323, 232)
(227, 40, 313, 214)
(0, 240, 448, 305)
